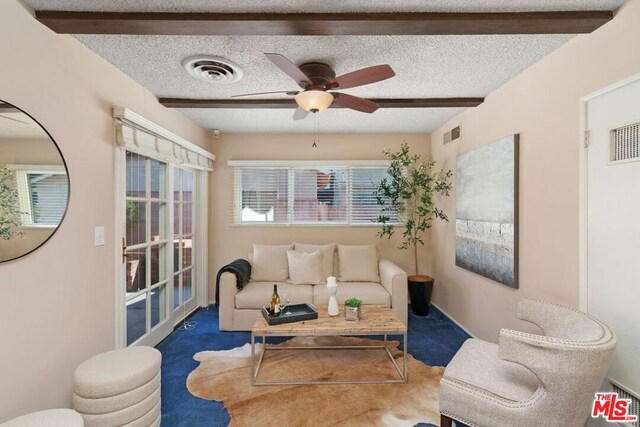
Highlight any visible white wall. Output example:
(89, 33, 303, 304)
(0, 1, 209, 421)
(430, 0, 640, 341)
(209, 133, 432, 300)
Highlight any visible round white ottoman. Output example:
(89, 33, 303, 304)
(73, 372, 160, 414)
(73, 346, 161, 427)
(0, 409, 84, 427)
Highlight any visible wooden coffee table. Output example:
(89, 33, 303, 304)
(250, 305, 407, 386)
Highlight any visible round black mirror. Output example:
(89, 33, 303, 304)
(0, 99, 70, 262)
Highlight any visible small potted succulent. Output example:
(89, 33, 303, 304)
(344, 298, 363, 321)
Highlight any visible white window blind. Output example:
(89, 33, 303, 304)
(351, 168, 398, 224)
(11, 166, 68, 226)
(234, 167, 288, 223)
(114, 108, 215, 171)
(229, 161, 395, 226)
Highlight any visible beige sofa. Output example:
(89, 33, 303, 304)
(218, 243, 408, 331)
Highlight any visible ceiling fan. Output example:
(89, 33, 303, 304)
(232, 53, 395, 120)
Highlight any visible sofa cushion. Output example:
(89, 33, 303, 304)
(250, 244, 293, 282)
(235, 282, 314, 309)
(337, 244, 380, 282)
(294, 243, 337, 280)
(287, 250, 324, 285)
(313, 282, 390, 307)
(442, 339, 539, 401)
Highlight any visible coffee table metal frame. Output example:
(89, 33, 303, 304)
(250, 310, 408, 386)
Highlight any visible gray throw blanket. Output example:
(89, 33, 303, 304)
(215, 259, 251, 306)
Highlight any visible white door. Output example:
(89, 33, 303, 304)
(586, 78, 640, 400)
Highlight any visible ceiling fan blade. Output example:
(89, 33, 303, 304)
(327, 64, 395, 90)
(264, 53, 312, 87)
(293, 107, 310, 121)
(231, 90, 299, 98)
(331, 92, 379, 113)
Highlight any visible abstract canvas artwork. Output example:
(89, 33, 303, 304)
(455, 135, 519, 288)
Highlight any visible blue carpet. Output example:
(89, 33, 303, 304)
(156, 305, 470, 426)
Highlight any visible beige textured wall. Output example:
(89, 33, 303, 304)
(209, 133, 432, 300)
(0, 0, 209, 422)
(430, 0, 640, 342)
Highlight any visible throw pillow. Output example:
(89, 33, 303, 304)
(286, 250, 324, 285)
(293, 243, 337, 279)
(250, 244, 293, 281)
(337, 244, 380, 282)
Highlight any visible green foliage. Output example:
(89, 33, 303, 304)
(0, 166, 24, 240)
(126, 201, 140, 223)
(344, 298, 363, 308)
(374, 142, 453, 274)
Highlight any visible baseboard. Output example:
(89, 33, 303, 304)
(432, 302, 476, 338)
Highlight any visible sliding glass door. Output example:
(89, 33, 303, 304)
(124, 152, 172, 346)
(173, 167, 198, 319)
(122, 153, 200, 346)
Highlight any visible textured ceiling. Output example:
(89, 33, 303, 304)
(0, 113, 48, 138)
(70, 33, 573, 133)
(25, 0, 623, 13)
(24, 0, 625, 133)
(179, 107, 467, 134)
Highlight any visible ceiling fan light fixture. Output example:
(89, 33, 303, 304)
(295, 90, 334, 113)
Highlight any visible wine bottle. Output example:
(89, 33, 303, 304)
(269, 284, 281, 317)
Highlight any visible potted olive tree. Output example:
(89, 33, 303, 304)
(374, 143, 452, 316)
(0, 166, 23, 241)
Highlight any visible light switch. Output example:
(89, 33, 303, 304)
(94, 226, 105, 246)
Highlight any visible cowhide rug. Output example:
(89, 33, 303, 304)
(187, 336, 444, 426)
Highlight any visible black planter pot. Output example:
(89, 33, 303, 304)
(408, 275, 434, 316)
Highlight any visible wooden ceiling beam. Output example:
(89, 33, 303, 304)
(35, 11, 613, 36)
(158, 98, 484, 109)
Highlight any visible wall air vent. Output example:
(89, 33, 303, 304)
(443, 125, 461, 145)
(611, 382, 639, 427)
(610, 122, 639, 163)
(183, 56, 243, 84)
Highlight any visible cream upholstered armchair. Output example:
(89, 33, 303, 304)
(439, 298, 616, 427)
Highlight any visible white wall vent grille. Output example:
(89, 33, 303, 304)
(611, 383, 640, 427)
(610, 122, 639, 163)
(443, 125, 461, 145)
(183, 56, 243, 84)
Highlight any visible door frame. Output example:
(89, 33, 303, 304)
(579, 71, 640, 312)
(113, 146, 210, 348)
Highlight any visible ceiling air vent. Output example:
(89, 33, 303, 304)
(183, 56, 243, 84)
(610, 121, 639, 163)
(443, 125, 461, 145)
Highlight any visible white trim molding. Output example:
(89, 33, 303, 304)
(114, 108, 215, 171)
(114, 107, 214, 161)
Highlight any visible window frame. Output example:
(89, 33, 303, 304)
(229, 160, 398, 227)
(7, 164, 68, 229)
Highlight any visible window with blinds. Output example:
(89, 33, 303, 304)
(13, 167, 69, 227)
(231, 162, 396, 226)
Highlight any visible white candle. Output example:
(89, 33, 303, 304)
(327, 276, 337, 286)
